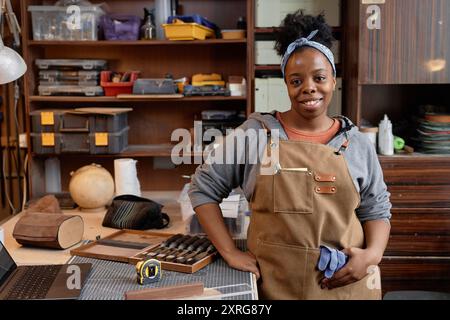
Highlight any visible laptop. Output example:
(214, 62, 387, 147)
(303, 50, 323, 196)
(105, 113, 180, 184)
(0, 242, 91, 300)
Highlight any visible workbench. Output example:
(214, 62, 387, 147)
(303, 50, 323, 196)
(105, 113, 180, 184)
(0, 191, 257, 300)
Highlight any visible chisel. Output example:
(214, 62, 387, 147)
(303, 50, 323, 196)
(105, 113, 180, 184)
(156, 235, 199, 260)
(143, 233, 184, 258)
(159, 235, 201, 261)
(186, 244, 217, 264)
(176, 239, 211, 264)
(147, 234, 191, 258)
(164, 237, 208, 262)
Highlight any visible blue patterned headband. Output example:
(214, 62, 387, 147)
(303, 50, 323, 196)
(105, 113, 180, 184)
(281, 30, 336, 78)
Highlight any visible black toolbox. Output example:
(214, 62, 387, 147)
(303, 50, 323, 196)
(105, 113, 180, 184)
(30, 108, 131, 154)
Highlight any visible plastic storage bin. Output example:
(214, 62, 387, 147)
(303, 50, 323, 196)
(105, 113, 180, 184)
(38, 85, 104, 96)
(162, 19, 214, 40)
(132, 78, 177, 94)
(100, 71, 140, 96)
(31, 109, 129, 134)
(28, 5, 105, 41)
(35, 59, 107, 70)
(31, 127, 129, 154)
(39, 70, 100, 84)
(100, 15, 141, 40)
(167, 14, 220, 35)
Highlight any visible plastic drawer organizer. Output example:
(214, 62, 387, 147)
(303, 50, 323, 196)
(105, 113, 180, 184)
(36, 59, 106, 96)
(30, 108, 131, 155)
(39, 70, 100, 86)
(28, 5, 105, 41)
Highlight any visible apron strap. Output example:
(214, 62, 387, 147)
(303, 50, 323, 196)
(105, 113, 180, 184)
(335, 138, 349, 155)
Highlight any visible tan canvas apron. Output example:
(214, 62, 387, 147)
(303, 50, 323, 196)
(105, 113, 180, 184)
(247, 129, 382, 300)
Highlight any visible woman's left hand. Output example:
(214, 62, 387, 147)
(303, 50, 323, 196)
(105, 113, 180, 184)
(320, 247, 381, 290)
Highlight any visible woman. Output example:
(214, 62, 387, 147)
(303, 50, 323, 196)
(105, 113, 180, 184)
(189, 11, 391, 300)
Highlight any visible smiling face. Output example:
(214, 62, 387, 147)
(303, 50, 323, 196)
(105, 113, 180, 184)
(285, 47, 336, 121)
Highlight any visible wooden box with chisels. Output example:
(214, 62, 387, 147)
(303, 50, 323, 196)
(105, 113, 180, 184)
(70, 230, 218, 273)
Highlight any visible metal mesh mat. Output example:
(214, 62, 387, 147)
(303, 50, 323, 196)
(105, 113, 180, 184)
(69, 239, 257, 300)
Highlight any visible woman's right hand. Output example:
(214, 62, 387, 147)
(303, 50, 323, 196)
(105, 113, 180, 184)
(222, 249, 260, 280)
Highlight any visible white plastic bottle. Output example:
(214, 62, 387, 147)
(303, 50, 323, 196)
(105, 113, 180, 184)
(378, 114, 394, 155)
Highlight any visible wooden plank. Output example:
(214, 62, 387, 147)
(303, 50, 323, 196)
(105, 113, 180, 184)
(125, 282, 204, 300)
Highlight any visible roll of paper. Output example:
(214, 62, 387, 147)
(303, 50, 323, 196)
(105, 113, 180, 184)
(114, 158, 141, 197)
(45, 157, 62, 194)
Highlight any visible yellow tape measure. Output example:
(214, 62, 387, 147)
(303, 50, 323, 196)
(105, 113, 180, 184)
(136, 259, 162, 285)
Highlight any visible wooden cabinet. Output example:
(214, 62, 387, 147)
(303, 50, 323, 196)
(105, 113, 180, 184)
(20, 0, 250, 196)
(358, 0, 450, 84)
(344, 0, 450, 294)
(380, 156, 450, 293)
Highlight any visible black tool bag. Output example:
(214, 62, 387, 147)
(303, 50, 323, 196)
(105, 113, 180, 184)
(102, 195, 170, 230)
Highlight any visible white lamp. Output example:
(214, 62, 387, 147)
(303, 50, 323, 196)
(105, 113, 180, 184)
(0, 35, 27, 84)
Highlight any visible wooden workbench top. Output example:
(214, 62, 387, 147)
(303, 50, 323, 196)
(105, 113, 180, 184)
(0, 191, 187, 265)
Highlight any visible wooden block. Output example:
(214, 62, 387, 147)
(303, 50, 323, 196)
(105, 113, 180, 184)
(125, 282, 204, 300)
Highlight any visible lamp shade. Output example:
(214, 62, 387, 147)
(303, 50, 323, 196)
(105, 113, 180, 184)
(0, 38, 27, 84)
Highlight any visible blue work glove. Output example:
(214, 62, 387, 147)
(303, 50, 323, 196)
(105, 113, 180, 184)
(317, 245, 348, 279)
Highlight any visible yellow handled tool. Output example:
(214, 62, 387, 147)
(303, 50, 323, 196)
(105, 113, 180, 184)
(136, 259, 162, 285)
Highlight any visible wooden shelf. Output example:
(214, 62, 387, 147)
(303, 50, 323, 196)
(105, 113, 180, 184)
(28, 39, 247, 46)
(29, 96, 247, 103)
(254, 27, 343, 34)
(33, 144, 204, 158)
(379, 153, 450, 161)
(255, 64, 342, 72)
(255, 65, 281, 71)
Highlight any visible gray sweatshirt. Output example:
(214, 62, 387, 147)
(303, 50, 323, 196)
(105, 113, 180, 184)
(188, 112, 392, 223)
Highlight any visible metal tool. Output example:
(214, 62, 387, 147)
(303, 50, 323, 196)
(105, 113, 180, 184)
(142, 233, 183, 258)
(176, 239, 211, 264)
(136, 258, 161, 285)
(146, 234, 190, 258)
(164, 236, 206, 262)
(160, 235, 200, 261)
(186, 244, 217, 265)
(156, 235, 198, 260)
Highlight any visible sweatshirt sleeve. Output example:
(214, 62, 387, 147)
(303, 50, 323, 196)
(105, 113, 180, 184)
(354, 135, 392, 224)
(188, 122, 254, 209)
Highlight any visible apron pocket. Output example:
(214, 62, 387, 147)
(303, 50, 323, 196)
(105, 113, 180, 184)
(302, 249, 382, 300)
(256, 239, 308, 300)
(274, 169, 313, 214)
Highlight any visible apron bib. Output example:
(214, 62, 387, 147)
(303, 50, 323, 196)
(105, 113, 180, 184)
(247, 133, 381, 300)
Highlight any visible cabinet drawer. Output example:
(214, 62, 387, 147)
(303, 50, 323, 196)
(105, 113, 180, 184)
(388, 185, 450, 208)
(390, 209, 450, 235)
(380, 157, 450, 185)
(380, 257, 450, 294)
(385, 235, 450, 256)
(380, 257, 450, 280)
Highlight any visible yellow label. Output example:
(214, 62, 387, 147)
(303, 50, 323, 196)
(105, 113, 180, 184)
(41, 133, 55, 146)
(95, 133, 108, 146)
(41, 112, 54, 126)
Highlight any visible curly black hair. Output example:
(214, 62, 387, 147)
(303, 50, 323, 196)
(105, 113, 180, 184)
(274, 10, 334, 56)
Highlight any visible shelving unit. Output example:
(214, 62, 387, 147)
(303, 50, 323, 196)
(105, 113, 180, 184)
(20, 0, 250, 195)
